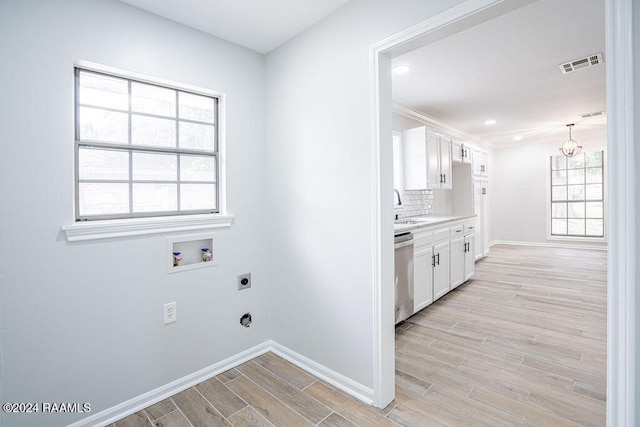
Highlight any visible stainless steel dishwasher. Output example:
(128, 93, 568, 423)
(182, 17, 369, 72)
(394, 232, 414, 324)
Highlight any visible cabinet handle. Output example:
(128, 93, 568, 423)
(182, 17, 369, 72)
(468, 226, 475, 230)
(436, 253, 440, 266)
(482, 188, 487, 195)
(481, 165, 485, 173)
(442, 174, 446, 184)
(432, 254, 436, 267)
(439, 174, 444, 184)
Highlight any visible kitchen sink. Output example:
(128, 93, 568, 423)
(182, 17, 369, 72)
(395, 219, 420, 225)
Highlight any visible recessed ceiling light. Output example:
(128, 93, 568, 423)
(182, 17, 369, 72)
(393, 65, 411, 74)
(485, 119, 496, 125)
(513, 135, 523, 141)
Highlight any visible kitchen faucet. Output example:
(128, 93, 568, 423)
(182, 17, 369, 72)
(394, 188, 402, 206)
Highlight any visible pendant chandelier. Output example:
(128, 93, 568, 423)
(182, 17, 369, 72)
(559, 123, 582, 158)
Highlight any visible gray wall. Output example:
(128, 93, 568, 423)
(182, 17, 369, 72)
(0, 1, 269, 425)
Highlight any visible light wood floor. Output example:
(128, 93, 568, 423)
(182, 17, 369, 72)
(112, 244, 607, 427)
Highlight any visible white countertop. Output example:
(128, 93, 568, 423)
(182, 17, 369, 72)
(394, 214, 477, 234)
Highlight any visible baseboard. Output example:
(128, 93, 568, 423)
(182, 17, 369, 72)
(490, 240, 608, 251)
(269, 340, 374, 405)
(68, 341, 271, 427)
(69, 340, 373, 426)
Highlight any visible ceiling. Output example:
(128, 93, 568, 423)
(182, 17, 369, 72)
(392, 0, 606, 146)
(117, 0, 350, 53)
(115, 0, 605, 146)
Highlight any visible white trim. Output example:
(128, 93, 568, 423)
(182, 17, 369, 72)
(544, 148, 607, 242)
(605, 0, 637, 425)
(270, 341, 374, 404)
(490, 240, 607, 251)
(67, 340, 373, 426)
(68, 59, 230, 239)
(393, 102, 481, 145)
(67, 341, 271, 427)
(61, 213, 233, 242)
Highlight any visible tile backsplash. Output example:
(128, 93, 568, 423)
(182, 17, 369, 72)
(394, 189, 433, 218)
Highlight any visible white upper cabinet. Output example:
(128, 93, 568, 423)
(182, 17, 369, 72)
(473, 146, 489, 176)
(452, 140, 472, 164)
(402, 126, 452, 190)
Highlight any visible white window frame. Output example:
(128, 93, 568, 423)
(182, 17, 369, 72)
(546, 150, 606, 243)
(62, 61, 232, 242)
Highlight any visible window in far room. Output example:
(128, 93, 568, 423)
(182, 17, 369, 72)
(550, 151, 604, 238)
(74, 68, 219, 221)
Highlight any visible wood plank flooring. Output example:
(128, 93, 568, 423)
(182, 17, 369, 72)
(112, 244, 607, 427)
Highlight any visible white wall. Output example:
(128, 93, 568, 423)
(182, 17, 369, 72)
(490, 125, 607, 247)
(265, 0, 465, 391)
(0, 1, 268, 426)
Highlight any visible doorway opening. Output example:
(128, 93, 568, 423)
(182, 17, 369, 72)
(371, 0, 634, 424)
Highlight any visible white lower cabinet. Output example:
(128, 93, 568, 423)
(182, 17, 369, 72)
(450, 236, 465, 289)
(413, 244, 434, 312)
(432, 240, 450, 301)
(410, 219, 476, 315)
(464, 234, 475, 282)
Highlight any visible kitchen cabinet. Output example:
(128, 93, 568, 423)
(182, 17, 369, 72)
(449, 221, 475, 289)
(403, 127, 452, 190)
(407, 218, 475, 315)
(473, 147, 489, 176)
(449, 236, 465, 289)
(433, 239, 450, 300)
(464, 234, 475, 281)
(413, 230, 434, 313)
(473, 178, 490, 259)
(452, 140, 472, 164)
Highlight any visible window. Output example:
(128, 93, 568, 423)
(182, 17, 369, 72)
(75, 68, 218, 221)
(550, 151, 604, 238)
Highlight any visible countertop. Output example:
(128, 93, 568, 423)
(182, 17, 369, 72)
(394, 214, 477, 235)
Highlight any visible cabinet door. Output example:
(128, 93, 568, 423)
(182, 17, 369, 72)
(433, 241, 450, 300)
(462, 143, 472, 164)
(439, 137, 452, 189)
(413, 246, 434, 313)
(481, 151, 489, 176)
(473, 179, 484, 260)
(473, 178, 489, 260)
(451, 140, 463, 163)
(402, 127, 428, 190)
(464, 234, 475, 281)
(450, 236, 465, 289)
(481, 184, 490, 256)
(426, 132, 440, 190)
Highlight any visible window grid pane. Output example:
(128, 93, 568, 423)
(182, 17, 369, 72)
(549, 151, 604, 238)
(75, 68, 218, 220)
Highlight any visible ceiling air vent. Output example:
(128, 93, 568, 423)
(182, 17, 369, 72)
(580, 111, 606, 119)
(559, 53, 604, 74)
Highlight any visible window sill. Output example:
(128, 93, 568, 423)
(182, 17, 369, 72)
(547, 235, 606, 244)
(61, 213, 234, 242)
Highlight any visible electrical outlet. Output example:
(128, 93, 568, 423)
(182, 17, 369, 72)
(237, 273, 252, 290)
(164, 302, 177, 324)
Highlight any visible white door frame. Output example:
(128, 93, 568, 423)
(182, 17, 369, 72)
(370, 0, 636, 424)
